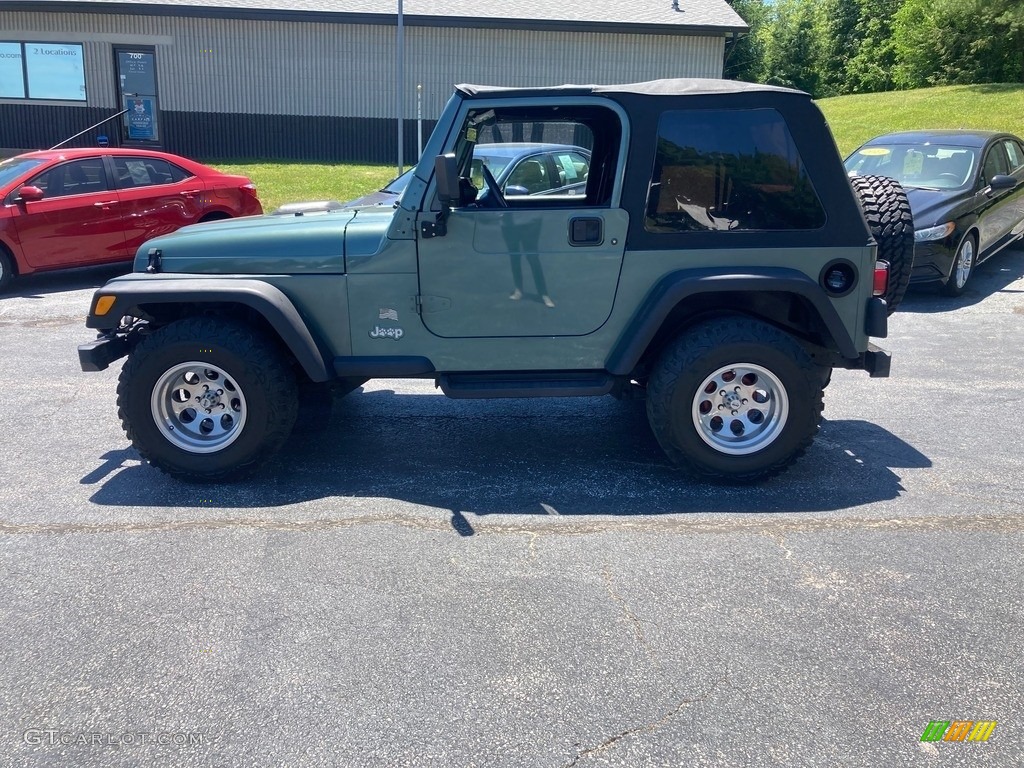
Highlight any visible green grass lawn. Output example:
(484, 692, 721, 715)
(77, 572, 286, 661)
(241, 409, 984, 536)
(209, 160, 398, 213)
(817, 83, 1024, 157)
(213, 83, 1024, 209)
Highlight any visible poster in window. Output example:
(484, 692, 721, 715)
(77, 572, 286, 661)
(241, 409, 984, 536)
(26, 43, 86, 100)
(126, 97, 158, 141)
(0, 43, 25, 98)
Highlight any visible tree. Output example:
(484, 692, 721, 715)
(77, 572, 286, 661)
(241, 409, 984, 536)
(844, 0, 904, 94)
(814, 0, 863, 96)
(893, 0, 1024, 87)
(723, 0, 770, 83)
(757, 0, 821, 94)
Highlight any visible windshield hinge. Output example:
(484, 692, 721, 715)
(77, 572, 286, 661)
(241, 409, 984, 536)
(420, 215, 447, 239)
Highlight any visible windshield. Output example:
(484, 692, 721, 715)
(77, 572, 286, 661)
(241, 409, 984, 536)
(468, 152, 514, 189)
(0, 157, 45, 188)
(382, 170, 413, 195)
(845, 144, 977, 190)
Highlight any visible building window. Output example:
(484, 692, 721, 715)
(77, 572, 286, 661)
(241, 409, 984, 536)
(0, 42, 86, 101)
(645, 108, 825, 233)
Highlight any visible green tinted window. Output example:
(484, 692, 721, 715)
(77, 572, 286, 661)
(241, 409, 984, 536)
(645, 109, 825, 233)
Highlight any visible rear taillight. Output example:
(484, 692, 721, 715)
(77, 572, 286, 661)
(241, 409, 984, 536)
(873, 260, 889, 297)
(240, 183, 258, 197)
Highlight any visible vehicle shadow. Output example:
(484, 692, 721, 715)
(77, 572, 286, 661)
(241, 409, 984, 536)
(85, 391, 930, 526)
(2, 263, 130, 299)
(897, 246, 1024, 313)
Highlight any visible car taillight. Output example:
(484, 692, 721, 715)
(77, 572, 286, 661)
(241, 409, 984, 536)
(240, 183, 258, 197)
(873, 260, 889, 297)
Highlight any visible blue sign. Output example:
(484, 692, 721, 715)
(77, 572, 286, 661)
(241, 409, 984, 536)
(126, 97, 157, 140)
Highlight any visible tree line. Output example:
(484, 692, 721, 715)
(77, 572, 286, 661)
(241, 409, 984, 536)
(724, 0, 1024, 97)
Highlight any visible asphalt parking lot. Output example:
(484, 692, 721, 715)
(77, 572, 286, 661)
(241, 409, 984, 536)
(1, 250, 1023, 767)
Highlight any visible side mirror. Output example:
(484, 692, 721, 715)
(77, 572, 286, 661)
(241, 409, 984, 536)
(17, 185, 44, 202)
(433, 153, 459, 208)
(989, 174, 1017, 191)
(504, 185, 529, 197)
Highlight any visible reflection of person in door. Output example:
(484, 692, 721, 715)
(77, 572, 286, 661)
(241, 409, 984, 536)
(503, 214, 554, 308)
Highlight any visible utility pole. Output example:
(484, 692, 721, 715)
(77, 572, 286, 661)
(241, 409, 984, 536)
(396, 0, 404, 176)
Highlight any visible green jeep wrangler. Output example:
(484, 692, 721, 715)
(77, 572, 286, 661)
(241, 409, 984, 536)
(79, 79, 912, 483)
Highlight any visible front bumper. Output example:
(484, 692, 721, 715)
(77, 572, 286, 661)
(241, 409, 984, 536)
(909, 241, 955, 284)
(78, 334, 131, 372)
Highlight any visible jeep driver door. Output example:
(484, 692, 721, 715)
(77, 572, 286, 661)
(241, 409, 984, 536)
(415, 103, 627, 339)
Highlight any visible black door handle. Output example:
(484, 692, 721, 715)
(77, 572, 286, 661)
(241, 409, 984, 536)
(569, 217, 603, 246)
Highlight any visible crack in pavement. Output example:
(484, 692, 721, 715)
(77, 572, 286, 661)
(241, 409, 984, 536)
(561, 671, 730, 767)
(602, 565, 648, 648)
(2, 512, 1023, 538)
(764, 532, 848, 596)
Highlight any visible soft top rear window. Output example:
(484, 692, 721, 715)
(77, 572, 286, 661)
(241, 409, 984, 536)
(645, 108, 826, 233)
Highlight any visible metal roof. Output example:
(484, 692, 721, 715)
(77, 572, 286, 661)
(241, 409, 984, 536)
(5, 0, 749, 34)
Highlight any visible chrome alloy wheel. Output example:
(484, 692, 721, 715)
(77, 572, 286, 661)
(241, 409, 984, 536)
(151, 362, 247, 453)
(691, 363, 789, 455)
(953, 238, 974, 289)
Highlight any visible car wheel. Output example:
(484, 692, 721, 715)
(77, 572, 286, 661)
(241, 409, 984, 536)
(199, 212, 231, 223)
(646, 317, 823, 483)
(850, 174, 914, 314)
(0, 247, 15, 293)
(117, 317, 298, 481)
(940, 233, 975, 297)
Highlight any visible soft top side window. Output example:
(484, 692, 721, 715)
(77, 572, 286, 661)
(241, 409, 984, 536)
(450, 104, 621, 209)
(645, 108, 826, 233)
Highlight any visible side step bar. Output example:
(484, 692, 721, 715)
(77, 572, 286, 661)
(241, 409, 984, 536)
(438, 371, 619, 399)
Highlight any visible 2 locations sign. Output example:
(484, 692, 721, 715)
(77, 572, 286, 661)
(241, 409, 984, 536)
(0, 42, 86, 100)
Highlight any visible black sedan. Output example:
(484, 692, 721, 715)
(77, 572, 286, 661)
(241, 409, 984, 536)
(845, 130, 1024, 296)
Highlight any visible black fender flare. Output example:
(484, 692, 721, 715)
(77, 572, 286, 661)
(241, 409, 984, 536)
(605, 267, 860, 376)
(86, 278, 334, 382)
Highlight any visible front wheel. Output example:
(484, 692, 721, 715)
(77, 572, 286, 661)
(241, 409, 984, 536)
(646, 318, 824, 482)
(940, 233, 975, 297)
(117, 317, 299, 481)
(0, 248, 14, 293)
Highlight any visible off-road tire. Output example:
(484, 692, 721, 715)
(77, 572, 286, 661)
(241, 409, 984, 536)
(646, 317, 824, 483)
(117, 317, 298, 481)
(850, 174, 914, 314)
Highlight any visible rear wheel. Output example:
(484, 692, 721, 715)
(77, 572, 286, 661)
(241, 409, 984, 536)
(117, 317, 298, 481)
(646, 317, 823, 482)
(850, 174, 914, 314)
(940, 233, 975, 297)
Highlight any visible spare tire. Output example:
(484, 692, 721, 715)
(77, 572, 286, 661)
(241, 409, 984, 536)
(849, 174, 914, 314)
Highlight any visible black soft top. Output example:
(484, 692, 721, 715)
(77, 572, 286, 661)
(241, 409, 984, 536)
(456, 79, 807, 100)
(455, 78, 867, 250)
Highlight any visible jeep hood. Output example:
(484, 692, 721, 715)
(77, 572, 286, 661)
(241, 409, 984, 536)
(132, 210, 363, 274)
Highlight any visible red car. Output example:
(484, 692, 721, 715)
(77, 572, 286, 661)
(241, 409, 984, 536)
(0, 148, 263, 291)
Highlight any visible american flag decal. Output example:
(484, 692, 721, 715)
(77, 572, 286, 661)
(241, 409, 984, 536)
(379, 308, 399, 321)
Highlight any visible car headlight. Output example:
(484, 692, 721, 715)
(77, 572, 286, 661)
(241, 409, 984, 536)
(914, 222, 955, 242)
